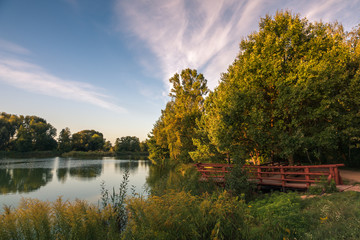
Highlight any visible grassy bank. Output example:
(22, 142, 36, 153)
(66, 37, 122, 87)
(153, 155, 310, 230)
(61, 151, 148, 159)
(0, 151, 59, 159)
(1, 191, 360, 239)
(2, 163, 360, 239)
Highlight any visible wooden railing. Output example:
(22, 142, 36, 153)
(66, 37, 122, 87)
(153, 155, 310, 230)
(194, 163, 344, 189)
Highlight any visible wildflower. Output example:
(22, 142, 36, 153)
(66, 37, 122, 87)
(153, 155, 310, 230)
(320, 216, 328, 223)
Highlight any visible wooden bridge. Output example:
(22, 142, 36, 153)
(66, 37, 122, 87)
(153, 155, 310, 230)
(194, 163, 344, 189)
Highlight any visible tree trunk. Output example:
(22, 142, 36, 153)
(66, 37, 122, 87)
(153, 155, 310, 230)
(288, 154, 294, 166)
(226, 152, 231, 164)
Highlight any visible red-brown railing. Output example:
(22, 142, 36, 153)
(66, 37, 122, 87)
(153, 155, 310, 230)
(194, 163, 344, 189)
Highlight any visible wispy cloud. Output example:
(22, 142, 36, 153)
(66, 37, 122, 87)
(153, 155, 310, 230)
(116, 0, 360, 90)
(0, 57, 127, 113)
(0, 38, 31, 55)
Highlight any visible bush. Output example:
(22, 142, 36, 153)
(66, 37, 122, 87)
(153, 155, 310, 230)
(247, 192, 309, 239)
(124, 190, 249, 240)
(308, 177, 338, 195)
(147, 163, 218, 196)
(225, 164, 256, 201)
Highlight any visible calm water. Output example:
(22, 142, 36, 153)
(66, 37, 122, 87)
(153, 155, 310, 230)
(0, 157, 150, 208)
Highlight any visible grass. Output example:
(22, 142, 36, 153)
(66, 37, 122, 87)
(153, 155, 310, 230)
(0, 151, 58, 159)
(0, 198, 120, 240)
(1, 163, 360, 239)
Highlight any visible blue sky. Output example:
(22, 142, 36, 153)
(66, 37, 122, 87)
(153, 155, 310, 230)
(0, 0, 359, 143)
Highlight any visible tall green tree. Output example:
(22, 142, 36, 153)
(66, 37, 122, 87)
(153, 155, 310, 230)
(148, 68, 209, 164)
(0, 113, 20, 150)
(140, 139, 149, 152)
(114, 136, 140, 152)
(15, 116, 57, 152)
(205, 11, 360, 164)
(58, 127, 72, 153)
(72, 130, 105, 151)
(148, 113, 170, 166)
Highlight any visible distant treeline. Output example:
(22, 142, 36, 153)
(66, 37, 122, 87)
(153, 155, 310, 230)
(148, 11, 360, 167)
(0, 112, 148, 154)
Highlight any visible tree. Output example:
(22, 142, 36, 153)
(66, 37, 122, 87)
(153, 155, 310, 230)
(103, 140, 112, 152)
(148, 69, 209, 164)
(58, 127, 72, 153)
(140, 140, 149, 152)
(147, 115, 170, 166)
(114, 136, 140, 152)
(15, 116, 57, 151)
(0, 113, 20, 150)
(204, 11, 360, 164)
(72, 130, 105, 151)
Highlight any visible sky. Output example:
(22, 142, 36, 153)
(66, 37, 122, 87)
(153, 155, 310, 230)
(0, 0, 360, 143)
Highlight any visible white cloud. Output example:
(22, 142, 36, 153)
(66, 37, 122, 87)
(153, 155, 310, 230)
(0, 57, 127, 113)
(116, 0, 360, 91)
(0, 39, 31, 55)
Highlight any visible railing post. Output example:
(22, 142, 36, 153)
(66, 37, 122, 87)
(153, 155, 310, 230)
(305, 167, 310, 188)
(329, 167, 335, 184)
(280, 166, 285, 190)
(257, 167, 262, 183)
(334, 167, 340, 185)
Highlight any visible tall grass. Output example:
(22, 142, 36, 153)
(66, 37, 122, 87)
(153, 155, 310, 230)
(1, 164, 360, 240)
(0, 197, 120, 240)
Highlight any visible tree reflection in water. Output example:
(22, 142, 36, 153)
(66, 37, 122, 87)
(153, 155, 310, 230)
(0, 168, 53, 194)
(115, 160, 150, 175)
(69, 165, 102, 179)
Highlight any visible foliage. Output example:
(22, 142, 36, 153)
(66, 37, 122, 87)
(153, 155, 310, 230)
(114, 136, 140, 152)
(0, 198, 120, 240)
(103, 140, 112, 152)
(124, 190, 249, 240)
(308, 178, 338, 195)
(248, 192, 309, 239)
(139, 139, 149, 152)
(303, 191, 360, 239)
(225, 164, 256, 201)
(148, 69, 209, 164)
(147, 113, 170, 167)
(58, 127, 72, 153)
(72, 130, 105, 152)
(0, 113, 57, 152)
(0, 112, 21, 151)
(100, 168, 130, 233)
(189, 117, 226, 163)
(203, 11, 360, 165)
(146, 163, 218, 197)
(124, 189, 360, 240)
(61, 150, 115, 158)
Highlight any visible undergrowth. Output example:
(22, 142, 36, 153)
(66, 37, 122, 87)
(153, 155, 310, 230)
(1, 164, 360, 240)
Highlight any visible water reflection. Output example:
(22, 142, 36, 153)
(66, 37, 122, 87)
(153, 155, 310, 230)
(69, 165, 103, 180)
(115, 160, 150, 174)
(0, 168, 53, 194)
(0, 158, 150, 198)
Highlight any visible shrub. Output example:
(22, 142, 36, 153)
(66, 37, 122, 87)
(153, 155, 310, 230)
(124, 190, 249, 240)
(225, 164, 256, 201)
(247, 192, 309, 239)
(308, 177, 338, 195)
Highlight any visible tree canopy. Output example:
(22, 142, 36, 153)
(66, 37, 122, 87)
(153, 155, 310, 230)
(147, 11, 360, 166)
(204, 11, 360, 164)
(72, 130, 105, 152)
(114, 136, 141, 152)
(148, 68, 209, 165)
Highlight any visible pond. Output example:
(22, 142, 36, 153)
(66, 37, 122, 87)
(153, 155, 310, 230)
(0, 157, 151, 208)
